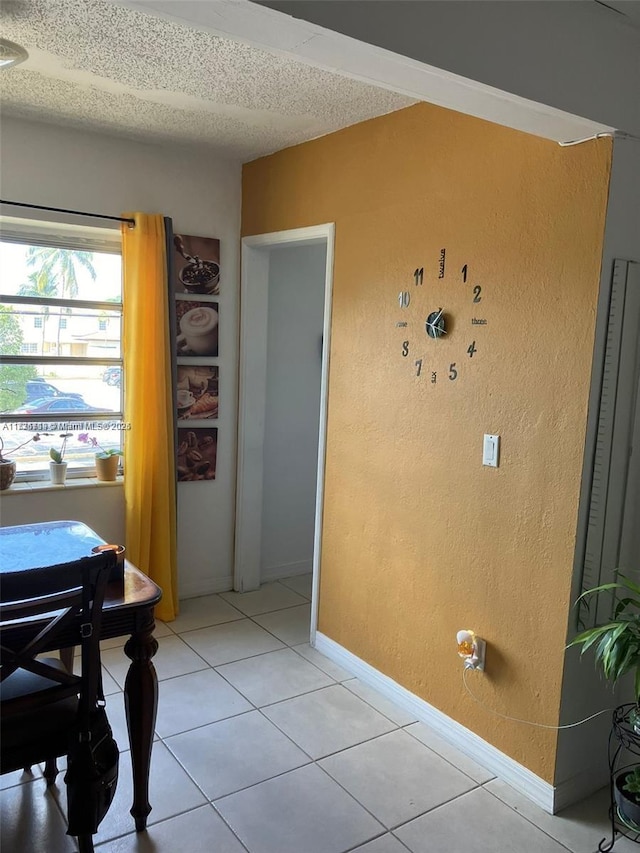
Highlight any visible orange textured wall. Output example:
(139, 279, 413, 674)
(242, 103, 611, 783)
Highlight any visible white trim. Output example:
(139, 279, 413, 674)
(310, 228, 334, 643)
(234, 224, 335, 605)
(261, 559, 312, 582)
(553, 765, 609, 813)
(0, 214, 122, 252)
(179, 575, 233, 599)
(314, 632, 559, 814)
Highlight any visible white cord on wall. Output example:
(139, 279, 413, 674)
(462, 668, 614, 730)
(559, 132, 614, 147)
(558, 131, 640, 147)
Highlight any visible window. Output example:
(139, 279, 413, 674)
(0, 218, 124, 479)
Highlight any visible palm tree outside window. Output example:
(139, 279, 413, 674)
(0, 222, 123, 479)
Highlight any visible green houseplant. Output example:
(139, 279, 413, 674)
(569, 573, 640, 828)
(78, 433, 123, 481)
(49, 432, 72, 484)
(0, 433, 42, 490)
(569, 574, 640, 702)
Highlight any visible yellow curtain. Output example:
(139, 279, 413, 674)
(121, 213, 178, 621)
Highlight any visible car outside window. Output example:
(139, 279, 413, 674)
(0, 220, 124, 479)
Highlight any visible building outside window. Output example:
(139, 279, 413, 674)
(0, 218, 124, 479)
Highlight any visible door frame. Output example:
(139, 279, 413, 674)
(234, 223, 335, 642)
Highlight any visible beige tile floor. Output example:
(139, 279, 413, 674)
(1, 573, 633, 852)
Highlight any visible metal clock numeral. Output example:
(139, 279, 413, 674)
(397, 254, 485, 384)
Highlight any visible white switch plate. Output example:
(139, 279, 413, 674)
(483, 434, 499, 467)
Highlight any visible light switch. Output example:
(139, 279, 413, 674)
(483, 434, 499, 467)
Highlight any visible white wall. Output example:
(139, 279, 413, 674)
(0, 116, 242, 598)
(260, 243, 326, 580)
(555, 135, 640, 801)
(0, 484, 125, 545)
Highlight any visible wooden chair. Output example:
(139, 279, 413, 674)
(1, 551, 117, 852)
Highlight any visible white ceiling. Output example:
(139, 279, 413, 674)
(0, 0, 415, 160)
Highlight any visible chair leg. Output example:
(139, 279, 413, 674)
(77, 834, 94, 853)
(43, 758, 58, 786)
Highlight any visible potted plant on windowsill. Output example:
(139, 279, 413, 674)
(78, 433, 123, 481)
(569, 573, 640, 827)
(49, 432, 72, 484)
(0, 433, 43, 490)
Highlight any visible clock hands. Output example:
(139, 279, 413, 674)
(425, 308, 446, 338)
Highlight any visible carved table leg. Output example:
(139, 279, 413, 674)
(123, 612, 159, 831)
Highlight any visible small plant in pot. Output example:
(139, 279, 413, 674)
(0, 433, 42, 490)
(569, 573, 640, 827)
(49, 433, 72, 484)
(78, 433, 123, 481)
(616, 766, 640, 830)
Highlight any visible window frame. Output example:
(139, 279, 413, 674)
(0, 216, 124, 482)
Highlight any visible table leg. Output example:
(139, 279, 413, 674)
(123, 614, 159, 831)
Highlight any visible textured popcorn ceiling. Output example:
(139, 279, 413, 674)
(0, 0, 415, 159)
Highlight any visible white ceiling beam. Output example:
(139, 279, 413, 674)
(103, 0, 616, 143)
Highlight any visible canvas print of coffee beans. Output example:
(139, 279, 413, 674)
(177, 428, 217, 482)
(177, 366, 218, 421)
(176, 300, 219, 357)
(173, 234, 220, 295)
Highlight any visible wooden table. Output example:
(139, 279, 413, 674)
(0, 520, 162, 831)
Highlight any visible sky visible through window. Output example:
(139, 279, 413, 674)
(0, 241, 124, 475)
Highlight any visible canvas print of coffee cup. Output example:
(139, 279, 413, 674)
(177, 428, 217, 482)
(176, 366, 218, 420)
(173, 234, 220, 295)
(176, 300, 219, 357)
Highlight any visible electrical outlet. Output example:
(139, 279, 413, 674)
(457, 629, 486, 671)
(465, 637, 486, 671)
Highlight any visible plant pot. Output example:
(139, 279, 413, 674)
(614, 770, 640, 828)
(629, 706, 640, 735)
(49, 461, 67, 485)
(0, 460, 16, 491)
(95, 454, 120, 482)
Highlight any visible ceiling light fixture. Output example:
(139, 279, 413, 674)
(0, 38, 28, 69)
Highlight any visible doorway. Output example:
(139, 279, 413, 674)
(234, 224, 335, 643)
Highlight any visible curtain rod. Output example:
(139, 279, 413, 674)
(0, 199, 136, 227)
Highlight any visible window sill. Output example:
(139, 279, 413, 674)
(1, 476, 124, 495)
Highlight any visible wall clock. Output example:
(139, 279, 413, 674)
(396, 251, 487, 384)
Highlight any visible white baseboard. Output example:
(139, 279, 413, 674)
(179, 575, 233, 600)
(553, 764, 609, 813)
(261, 559, 312, 582)
(314, 632, 560, 814)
